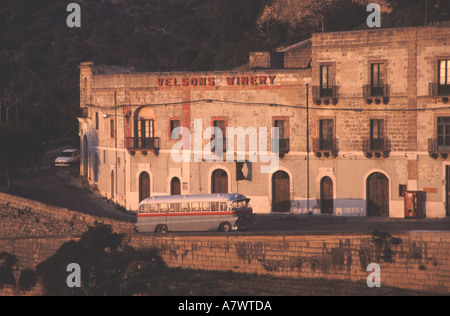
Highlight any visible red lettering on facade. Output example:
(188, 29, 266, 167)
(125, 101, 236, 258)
(259, 76, 267, 85)
(198, 78, 207, 86)
(190, 78, 198, 86)
(227, 77, 235, 85)
(157, 78, 164, 87)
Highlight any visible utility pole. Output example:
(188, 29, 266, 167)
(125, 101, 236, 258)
(306, 83, 310, 214)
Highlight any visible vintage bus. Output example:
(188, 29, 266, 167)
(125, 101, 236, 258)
(137, 193, 254, 233)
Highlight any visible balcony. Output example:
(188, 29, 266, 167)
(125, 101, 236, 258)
(363, 138, 391, 158)
(313, 138, 338, 158)
(211, 137, 227, 155)
(429, 83, 450, 103)
(126, 137, 160, 155)
(363, 84, 389, 104)
(78, 107, 89, 119)
(271, 138, 290, 158)
(312, 86, 339, 105)
(428, 138, 450, 159)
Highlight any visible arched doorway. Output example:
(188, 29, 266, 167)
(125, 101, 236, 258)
(321, 176, 334, 215)
(272, 171, 290, 213)
(111, 170, 115, 200)
(212, 169, 228, 193)
(139, 172, 151, 202)
(367, 172, 389, 217)
(171, 177, 181, 195)
(83, 135, 88, 178)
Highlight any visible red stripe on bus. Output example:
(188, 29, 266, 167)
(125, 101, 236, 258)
(137, 210, 252, 218)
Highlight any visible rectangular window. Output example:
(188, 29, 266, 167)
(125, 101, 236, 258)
(439, 60, 450, 85)
(320, 65, 331, 89)
(212, 119, 227, 153)
(170, 119, 180, 140)
(399, 185, 407, 198)
(273, 120, 288, 139)
(370, 119, 385, 151)
(273, 118, 290, 154)
(370, 63, 385, 96)
(370, 119, 384, 139)
(438, 59, 450, 95)
(319, 119, 334, 150)
(95, 113, 99, 130)
(110, 120, 115, 138)
(437, 117, 450, 149)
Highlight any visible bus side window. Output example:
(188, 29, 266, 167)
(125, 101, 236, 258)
(220, 202, 227, 212)
(160, 203, 169, 213)
(191, 202, 201, 212)
(202, 202, 211, 212)
(148, 204, 159, 213)
(139, 204, 148, 213)
(181, 203, 190, 213)
(170, 203, 181, 212)
(211, 202, 220, 212)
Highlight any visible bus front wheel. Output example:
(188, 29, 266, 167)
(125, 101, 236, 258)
(155, 225, 168, 234)
(219, 222, 232, 232)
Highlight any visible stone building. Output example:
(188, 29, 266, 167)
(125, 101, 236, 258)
(78, 24, 450, 218)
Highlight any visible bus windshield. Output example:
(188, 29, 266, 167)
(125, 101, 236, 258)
(231, 199, 250, 210)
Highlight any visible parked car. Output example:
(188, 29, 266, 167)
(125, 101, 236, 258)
(54, 149, 81, 167)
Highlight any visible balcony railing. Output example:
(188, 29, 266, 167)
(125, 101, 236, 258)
(271, 138, 290, 157)
(429, 83, 450, 102)
(363, 138, 391, 158)
(312, 86, 339, 105)
(428, 138, 450, 159)
(126, 137, 160, 152)
(313, 138, 338, 158)
(363, 84, 389, 104)
(211, 137, 227, 154)
(78, 107, 89, 119)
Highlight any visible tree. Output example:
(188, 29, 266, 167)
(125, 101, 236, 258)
(0, 122, 42, 192)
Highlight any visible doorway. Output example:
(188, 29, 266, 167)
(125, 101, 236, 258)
(321, 176, 334, 215)
(272, 171, 290, 213)
(171, 177, 181, 195)
(139, 172, 150, 202)
(212, 169, 228, 193)
(367, 172, 389, 217)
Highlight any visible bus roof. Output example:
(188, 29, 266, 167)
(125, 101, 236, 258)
(140, 193, 249, 205)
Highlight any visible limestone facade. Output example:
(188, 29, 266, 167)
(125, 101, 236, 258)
(78, 24, 450, 218)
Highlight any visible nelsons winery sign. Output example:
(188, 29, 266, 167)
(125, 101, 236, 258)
(157, 75, 277, 88)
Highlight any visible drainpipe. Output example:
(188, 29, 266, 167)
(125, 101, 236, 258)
(306, 83, 310, 214)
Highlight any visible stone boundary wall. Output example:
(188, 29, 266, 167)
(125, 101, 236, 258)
(0, 192, 136, 237)
(0, 232, 449, 295)
(125, 232, 450, 295)
(0, 193, 449, 295)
